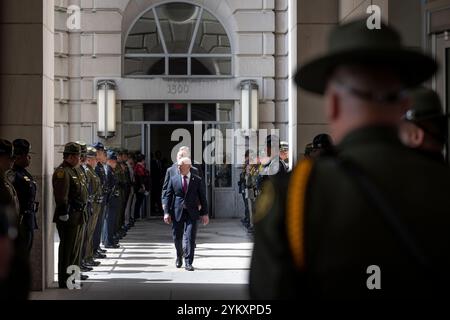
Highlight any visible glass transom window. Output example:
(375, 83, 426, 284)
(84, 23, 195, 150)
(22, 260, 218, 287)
(124, 2, 232, 77)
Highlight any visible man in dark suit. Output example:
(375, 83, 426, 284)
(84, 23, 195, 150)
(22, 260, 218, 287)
(161, 147, 203, 213)
(162, 157, 208, 271)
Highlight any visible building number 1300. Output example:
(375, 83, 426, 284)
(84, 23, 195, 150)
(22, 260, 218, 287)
(167, 83, 190, 95)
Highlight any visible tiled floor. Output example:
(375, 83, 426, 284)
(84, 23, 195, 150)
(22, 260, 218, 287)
(31, 219, 253, 300)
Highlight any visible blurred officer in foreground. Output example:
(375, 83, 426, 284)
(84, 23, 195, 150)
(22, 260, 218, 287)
(0, 140, 29, 299)
(53, 142, 88, 288)
(399, 87, 449, 164)
(0, 139, 19, 218)
(250, 19, 450, 299)
(0, 206, 14, 299)
(11, 139, 38, 252)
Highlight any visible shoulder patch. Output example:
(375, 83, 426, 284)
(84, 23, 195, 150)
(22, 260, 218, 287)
(254, 179, 275, 223)
(286, 159, 314, 271)
(56, 169, 65, 179)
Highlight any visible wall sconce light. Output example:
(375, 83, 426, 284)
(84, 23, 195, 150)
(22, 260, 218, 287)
(240, 80, 259, 132)
(97, 80, 116, 139)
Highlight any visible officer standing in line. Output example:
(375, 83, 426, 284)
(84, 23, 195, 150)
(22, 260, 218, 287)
(238, 150, 251, 229)
(83, 147, 102, 267)
(119, 149, 132, 231)
(115, 149, 127, 240)
(92, 142, 108, 259)
(74, 141, 91, 274)
(245, 151, 260, 233)
(10, 139, 38, 252)
(310, 134, 334, 159)
(399, 87, 449, 164)
(250, 19, 450, 299)
(279, 141, 289, 172)
(0, 139, 30, 299)
(104, 150, 120, 249)
(53, 142, 88, 288)
(0, 139, 19, 222)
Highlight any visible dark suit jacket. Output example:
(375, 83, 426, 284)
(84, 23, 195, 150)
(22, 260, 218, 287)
(162, 173, 208, 222)
(161, 163, 202, 207)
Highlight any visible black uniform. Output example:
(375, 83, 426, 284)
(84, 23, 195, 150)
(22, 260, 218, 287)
(11, 164, 38, 251)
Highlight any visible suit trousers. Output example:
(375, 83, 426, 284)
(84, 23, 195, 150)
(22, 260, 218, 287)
(172, 210, 198, 265)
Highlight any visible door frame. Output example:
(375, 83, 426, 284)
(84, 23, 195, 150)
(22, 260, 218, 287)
(122, 101, 236, 219)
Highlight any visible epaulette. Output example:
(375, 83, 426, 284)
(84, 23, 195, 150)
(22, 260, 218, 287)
(286, 158, 314, 270)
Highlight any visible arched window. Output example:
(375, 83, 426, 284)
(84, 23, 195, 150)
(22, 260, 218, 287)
(124, 2, 232, 77)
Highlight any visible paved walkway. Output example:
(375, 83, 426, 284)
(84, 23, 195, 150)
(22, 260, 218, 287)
(31, 219, 253, 300)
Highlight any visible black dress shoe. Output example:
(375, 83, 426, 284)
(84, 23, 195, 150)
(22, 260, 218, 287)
(85, 259, 101, 267)
(80, 274, 89, 280)
(98, 248, 107, 253)
(176, 257, 183, 268)
(94, 252, 107, 259)
(80, 265, 93, 272)
(105, 244, 120, 249)
(185, 264, 194, 271)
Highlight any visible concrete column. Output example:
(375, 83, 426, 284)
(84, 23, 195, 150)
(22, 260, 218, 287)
(68, 0, 82, 142)
(0, 0, 55, 290)
(294, 0, 338, 160)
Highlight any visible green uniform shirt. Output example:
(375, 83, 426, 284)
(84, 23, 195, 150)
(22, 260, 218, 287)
(250, 126, 450, 300)
(52, 162, 88, 226)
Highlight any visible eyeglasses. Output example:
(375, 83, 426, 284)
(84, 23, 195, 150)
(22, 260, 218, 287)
(333, 79, 407, 104)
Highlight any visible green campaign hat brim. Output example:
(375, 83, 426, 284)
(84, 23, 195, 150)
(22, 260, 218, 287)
(295, 48, 437, 95)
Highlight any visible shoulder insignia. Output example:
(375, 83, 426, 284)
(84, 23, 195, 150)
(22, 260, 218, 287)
(286, 159, 314, 271)
(56, 169, 65, 179)
(253, 179, 275, 223)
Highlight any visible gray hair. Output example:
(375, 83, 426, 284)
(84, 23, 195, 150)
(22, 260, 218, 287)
(177, 157, 192, 166)
(178, 146, 191, 158)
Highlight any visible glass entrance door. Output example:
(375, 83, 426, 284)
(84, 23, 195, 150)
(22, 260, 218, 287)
(122, 101, 235, 219)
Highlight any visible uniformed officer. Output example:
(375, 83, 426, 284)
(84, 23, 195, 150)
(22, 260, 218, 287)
(250, 19, 450, 299)
(83, 147, 102, 267)
(119, 149, 132, 232)
(0, 140, 19, 221)
(0, 139, 30, 299)
(310, 134, 334, 159)
(279, 141, 289, 172)
(92, 142, 108, 259)
(399, 87, 449, 164)
(260, 135, 287, 177)
(53, 142, 89, 288)
(114, 149, 127, 240)
(74, 141, 91, 273)
(11, 139, 38, 252)
(303, 143, 314, 159)
(104, 150, 120, 249)
(238, 150, 251, 228)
